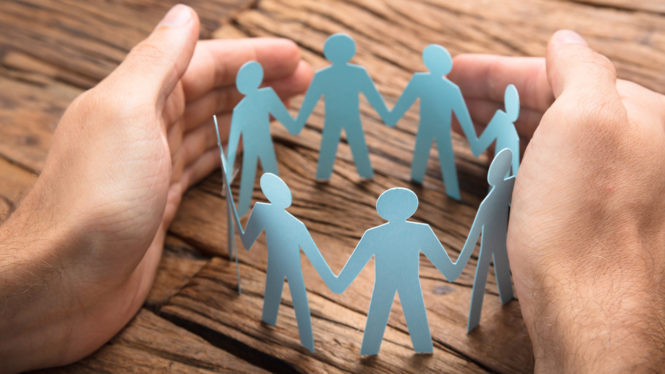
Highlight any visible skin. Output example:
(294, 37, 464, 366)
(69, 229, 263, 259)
(0, 5, 663, 371)
(0, 5, 312, 372)
(449, 30, 665, 372)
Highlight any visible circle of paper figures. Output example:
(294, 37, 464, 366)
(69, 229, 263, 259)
(214, 33, 521, 355)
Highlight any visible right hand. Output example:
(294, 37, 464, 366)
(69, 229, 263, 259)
(450, 30, 665, 372)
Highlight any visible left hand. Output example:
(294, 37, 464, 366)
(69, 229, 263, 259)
(0, 5, 311, 372)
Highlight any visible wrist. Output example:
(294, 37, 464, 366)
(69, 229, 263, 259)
(0, 185, 86, 371)
(516, 235, 665, 373)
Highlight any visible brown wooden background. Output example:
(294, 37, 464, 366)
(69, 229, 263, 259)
(1, 0, 664, 372)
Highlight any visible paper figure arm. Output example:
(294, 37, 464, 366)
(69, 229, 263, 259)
(386, 78, 418, 127)
(451, 86, 479, 154)
(299, 228, 338, 289)
(474, 112, 501, 156)
(235, 204, 266, 250)
(450, 212, 483, 282)
(420, 225, 459, 281)
(294, 75, 324, 133)
(332, 234, 373, 294)
(359, 70, 390, 123)
(226, 108, 242, 175)
(267, 88, 298, 135)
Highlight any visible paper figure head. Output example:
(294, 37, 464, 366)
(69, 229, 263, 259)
(423, 44, 452, 76)
(260, 173, 292, 209)
(488, 149, 513, 186)
(504, 84, 519, 122)
(324, 33, 356, 64)
(376, 187, 418, 221)
(236, 61, 264, 94)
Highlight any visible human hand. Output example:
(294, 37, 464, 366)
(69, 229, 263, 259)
(451, 30, 665, 372)
(0, 5, 310, 372)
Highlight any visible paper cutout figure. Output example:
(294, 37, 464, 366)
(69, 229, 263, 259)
(456, 148, 515, 332)
(330, 187, 467, 355)
(295, 33, 390, 180)
(386, 44, 477, 200)
(224, 171, 337, 352)
(473, 84, 520, 175)
(214, 115, 242, 294)
(227, 61, 299, 216)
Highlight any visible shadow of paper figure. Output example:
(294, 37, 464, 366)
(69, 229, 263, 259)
(295, 33, 390, 181)
(456, 148, 515, 332)
(330, 187, 469, 355)
(227, 61, 299, 216)
(473, 84, 520, 176)
(217, 137, 336, 352)
(386, 44, 478, 201)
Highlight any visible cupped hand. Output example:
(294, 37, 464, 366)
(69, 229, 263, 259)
(451, 30, 665, 372)
(0, 5, 311, 372)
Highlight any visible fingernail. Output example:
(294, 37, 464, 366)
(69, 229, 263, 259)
(159, 4, 192, 27)
(555, 30, 587, 45)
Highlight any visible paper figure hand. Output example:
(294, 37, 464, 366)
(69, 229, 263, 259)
(383, 110, 398, 127)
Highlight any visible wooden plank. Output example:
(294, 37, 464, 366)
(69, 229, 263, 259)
(0, 0, 256, 87)
(39, 309, 269, 374)
(552, 0, 665, 14)
(145, 235, 209, 307)
(161, 257, 495, 373)
(0, 70, 77, 173)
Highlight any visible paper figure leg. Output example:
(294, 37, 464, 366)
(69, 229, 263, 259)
(316, 124, 343, 180)
(360, 285, 397, 355)
(410, 129, 433, 184)
(287, 272, 315, 352)
(511, 147, 520, 176)
(492, 248, 514, 305)
(399, 286, 433, 353)
(262, 267, 285, 326)
(238, 153, 258, 216)
(345, 122, 373, 178)
(467, 247, 492, 332)
(259, 146, 279, 175)
(436, 137, 461, 201)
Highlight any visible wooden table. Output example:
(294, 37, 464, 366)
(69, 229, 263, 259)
(2, 1, 664, 372)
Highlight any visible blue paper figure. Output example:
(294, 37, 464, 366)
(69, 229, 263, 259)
(330, 187, 467, 355)
(456, 148, 515, 332)
(386, 44, 477, 200)
(224, 171, 337, 352)
(473, 84, 520, 175)
(227, 61, 299, 216)
(295, 33, 389, 180)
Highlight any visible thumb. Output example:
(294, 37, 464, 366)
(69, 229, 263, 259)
(111, 4, 199, 105)
(546, 30, 618, 102)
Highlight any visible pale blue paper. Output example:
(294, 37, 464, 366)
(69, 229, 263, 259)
(456, 148, 515, 332)
(386, 44, 478, 200)
(295, 33, 389, 180)
(227, 61, 299, 216)
(222, 170, 337, 352)
(330, 187, 467, 355)
(472, 84, 520, 175)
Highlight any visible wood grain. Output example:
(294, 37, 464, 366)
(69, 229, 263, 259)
(2, 0, 664, 372)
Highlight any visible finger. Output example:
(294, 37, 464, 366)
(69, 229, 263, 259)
(182, 147, 222, 189)
(181, 113, 231, 167)
(182, 60, 312, 131)
(546, 30, 618, 101)
(182, 38, 305, 103)
(449, 54, 554, 111)
(110, 5, 199, 106)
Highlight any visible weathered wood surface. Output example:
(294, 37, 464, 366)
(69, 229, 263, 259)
(0, 0, 663, 372)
